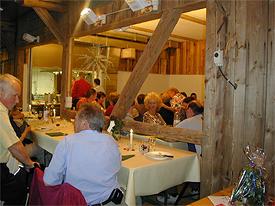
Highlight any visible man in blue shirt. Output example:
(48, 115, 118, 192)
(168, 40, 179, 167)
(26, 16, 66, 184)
(43, 103, 121, 205)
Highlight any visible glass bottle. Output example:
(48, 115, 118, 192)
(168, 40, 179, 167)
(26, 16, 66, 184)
(43, 102, 49, 121)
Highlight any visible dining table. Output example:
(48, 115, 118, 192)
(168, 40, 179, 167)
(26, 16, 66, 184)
(28, 118, 200, 206)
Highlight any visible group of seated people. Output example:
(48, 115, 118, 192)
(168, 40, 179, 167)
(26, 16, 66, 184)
(72, 78, 203, 132)
(122, 88, 204, 134)
(1, 72, 203, 205)
(1, 74, 122, 205)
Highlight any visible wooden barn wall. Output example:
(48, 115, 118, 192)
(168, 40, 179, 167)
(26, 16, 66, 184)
(265, 0, 275, 197)
(118, 40, 206, 75)
(202, 0, 274, 197)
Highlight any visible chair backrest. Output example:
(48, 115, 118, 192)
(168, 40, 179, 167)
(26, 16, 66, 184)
(29, 168, 87, 206)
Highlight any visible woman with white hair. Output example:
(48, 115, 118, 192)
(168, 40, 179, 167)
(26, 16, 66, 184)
(143, 92, 166, 125)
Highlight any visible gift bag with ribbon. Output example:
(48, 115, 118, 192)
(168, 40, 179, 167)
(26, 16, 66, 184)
(230, 145, 266, 206)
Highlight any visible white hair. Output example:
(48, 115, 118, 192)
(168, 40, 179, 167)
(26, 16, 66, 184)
(0, 74, 21, 98)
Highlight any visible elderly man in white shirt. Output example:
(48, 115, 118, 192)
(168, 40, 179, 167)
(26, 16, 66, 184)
(0, 74, 36, 205)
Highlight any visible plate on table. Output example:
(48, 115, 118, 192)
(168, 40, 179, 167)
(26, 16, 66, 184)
(144, 151, 174, 160)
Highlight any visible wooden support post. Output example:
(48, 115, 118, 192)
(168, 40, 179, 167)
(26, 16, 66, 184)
(202, 0, 270, 197)
(111, 9, 182, 119)
(60, 37, 73, 117)
(34, 7, 65, 44)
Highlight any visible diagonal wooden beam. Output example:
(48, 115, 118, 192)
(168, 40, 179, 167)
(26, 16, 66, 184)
(34, 7, 65, 44)
(111, 8, 182, 119)
(22, 0, 65, 12)
(181, 14, 206, 25)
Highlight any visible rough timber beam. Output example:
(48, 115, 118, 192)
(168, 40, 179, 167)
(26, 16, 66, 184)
(123, 120, 203, 145)
(111, 8, 182, 119)
(181, 14, 206, 25)
(34, 7, 65, 44)
(73, 0, 206, 37)
(22, 0, 65, 12)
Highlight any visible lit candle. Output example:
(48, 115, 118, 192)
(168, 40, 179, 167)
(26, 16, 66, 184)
(53, 108, 56, 118)
(130, 129, 133, 149)
(29, 104, 32, 112)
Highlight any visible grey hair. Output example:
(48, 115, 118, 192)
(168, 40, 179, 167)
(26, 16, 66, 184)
(77, 103, 105, 132)
(0, 74, 21, 98)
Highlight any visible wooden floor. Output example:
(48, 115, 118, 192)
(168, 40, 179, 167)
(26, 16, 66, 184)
(141, 185, 199, 206)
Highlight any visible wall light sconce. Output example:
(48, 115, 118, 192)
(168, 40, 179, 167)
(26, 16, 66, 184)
(80, 8, 106, 25)
(22, 33, 40, 43)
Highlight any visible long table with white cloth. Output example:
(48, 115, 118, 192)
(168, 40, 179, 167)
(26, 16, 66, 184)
(29, 119, 200, 206)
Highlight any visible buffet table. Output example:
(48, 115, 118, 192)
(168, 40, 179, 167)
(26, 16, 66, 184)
(29, 119, 200, 206)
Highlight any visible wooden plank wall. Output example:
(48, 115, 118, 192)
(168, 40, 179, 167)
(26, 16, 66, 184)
(118, 40, 206, 75)
(202, 0, 274, 197)
(265, 0, 275, 197)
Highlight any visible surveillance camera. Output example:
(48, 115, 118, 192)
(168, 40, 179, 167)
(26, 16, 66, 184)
(214, 50, 223, 66)
(22, 33, 40, 43)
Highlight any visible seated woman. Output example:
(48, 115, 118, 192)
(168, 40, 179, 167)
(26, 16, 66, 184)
(143, 92, 166, 125)
(104, 92, 119, 116)
(76, 88, 97, 110)
(159, 92, 174, 126)
(96, 91, 106, 110)
(133, 94, 146, 122)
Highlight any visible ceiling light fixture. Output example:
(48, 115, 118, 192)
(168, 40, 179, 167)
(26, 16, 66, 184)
(22, 33, 40, 43)
(125, 0, 156, 12)
(80, 8, 106, 25)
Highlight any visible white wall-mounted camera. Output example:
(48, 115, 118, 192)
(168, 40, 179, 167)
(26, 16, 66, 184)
(22, 33, 40, 43)
(214, 49, 223, 67)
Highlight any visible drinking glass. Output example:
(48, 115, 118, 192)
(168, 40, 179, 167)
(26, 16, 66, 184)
(148, 136, 156, 151)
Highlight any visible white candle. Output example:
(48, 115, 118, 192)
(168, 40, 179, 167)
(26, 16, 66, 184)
(53, 108, 56, 118)
(29, 104, 32, 112)
(130, 129, 133, 148)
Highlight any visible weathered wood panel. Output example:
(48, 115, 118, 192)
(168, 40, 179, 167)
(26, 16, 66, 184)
(265, 0, 275, 196)
(202, 0, 272, 197)
(118, 39, 206, 75)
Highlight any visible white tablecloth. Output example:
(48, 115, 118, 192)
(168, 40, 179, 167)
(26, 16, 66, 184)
(30, 120, 200, 206)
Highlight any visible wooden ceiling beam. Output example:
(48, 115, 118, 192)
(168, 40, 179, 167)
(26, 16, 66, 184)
(181, 14, 206, 25)
(22, 0, 65, 12)
(74, 12, 162, 38)
(162, 0, 206, 10)
(130, 26, 197, 41)
(34, 7, 65, 43)
(74, 36, 146, 50)
(73, 0, 206, 38)
(111, 8, 182, 119)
